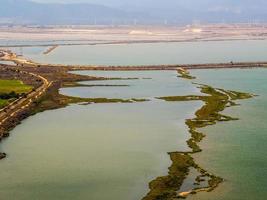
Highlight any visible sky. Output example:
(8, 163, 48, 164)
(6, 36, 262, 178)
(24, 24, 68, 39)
(30, 0, 260, 9)
(31, 0, 198, 7)
(3, 0, 267, 24)
(33, 0, 127, 6)
(31, 0, 219, 10)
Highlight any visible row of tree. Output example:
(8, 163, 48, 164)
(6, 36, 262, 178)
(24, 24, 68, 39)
(0, 91, 21, 100)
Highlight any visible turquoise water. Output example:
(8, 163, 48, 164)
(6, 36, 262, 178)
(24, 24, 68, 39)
(23, 40, 267, 66)
(1, 42, 267, 199)
(0, 71, 201, 200)
(186, 68, 267, 200)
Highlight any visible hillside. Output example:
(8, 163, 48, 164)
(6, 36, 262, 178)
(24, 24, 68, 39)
(1, 0, 267, 25)
(0, 0, 142, 24)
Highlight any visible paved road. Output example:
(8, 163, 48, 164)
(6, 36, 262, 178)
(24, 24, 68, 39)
(0, 70, 51, 127)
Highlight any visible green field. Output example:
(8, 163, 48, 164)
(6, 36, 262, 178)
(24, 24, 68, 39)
(0, 99, 8, 108)
(0, 80, 32, 94)
(0, 80, 33, 108)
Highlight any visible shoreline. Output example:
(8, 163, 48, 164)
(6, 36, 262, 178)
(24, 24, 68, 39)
(68, 62, 267, 71)
(143, 70, 254, 199)
(0, 51, 260, 199)
(1, 38, 267, 48)
(1, 23, 267, 48)
(1, 48, 267, 70)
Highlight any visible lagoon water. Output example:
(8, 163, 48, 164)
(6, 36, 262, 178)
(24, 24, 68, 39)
(187, 69, 267, 200)
(0, 71, 202, 200)
(61, 71, 202, 99)
(22, 40, 267, 66)
(0, 42, 267, 199)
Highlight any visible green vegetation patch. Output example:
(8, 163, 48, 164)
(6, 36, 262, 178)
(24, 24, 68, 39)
(31, 84, 150, 115)
(62, 82, 130, 88)
(143, 153, 194, 200)
(0, 80, 32, 94)
(0, 79, 33, 109)
(177, 68, 196, 80)
(67, 97, 150, 104)
(0, 99, 8, 108)
(145, 84, 254, 199)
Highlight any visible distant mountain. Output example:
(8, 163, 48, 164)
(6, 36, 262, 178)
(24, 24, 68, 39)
(1, 0, 267, 25)
(0, 0, 147, 25)
(118, 0, 267, 23)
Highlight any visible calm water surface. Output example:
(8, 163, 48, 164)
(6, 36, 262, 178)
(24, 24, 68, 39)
(187, 68, 267, 200)
(61, 71, 202, 99)
(0, 71, 201, 200)
(0, 43, 266, 200)
(22, 40, 267, 66)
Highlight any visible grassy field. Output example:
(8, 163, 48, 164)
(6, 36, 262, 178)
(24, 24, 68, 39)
(0, 80, 33, 108)
(0, 99, 8, 108)
(0, 80, 32, 94)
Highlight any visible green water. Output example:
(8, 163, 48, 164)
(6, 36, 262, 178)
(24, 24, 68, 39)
(23, 40, 267, 66)
(0, 71, 201, 200)
(61, 71, 202, 99)
(186, 69, 267, 200)
(1, 52, 267, 199)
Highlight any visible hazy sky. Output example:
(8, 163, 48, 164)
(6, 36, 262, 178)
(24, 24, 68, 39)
(30, 0, 255, 8)
(4, 0, 267, 24)
(33, 0, 130, 6)
(30, 0, 267, 13)
(31, 0, 216, 9)
(32, 0, 193, 7)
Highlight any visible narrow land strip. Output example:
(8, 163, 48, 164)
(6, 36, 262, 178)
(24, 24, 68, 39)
(0, 50, 259, 199)
(142, 71, 254, 200)
(1, 49, 267, 71)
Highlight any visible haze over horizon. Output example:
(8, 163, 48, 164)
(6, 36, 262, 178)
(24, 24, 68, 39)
(1, 0, 267, 25)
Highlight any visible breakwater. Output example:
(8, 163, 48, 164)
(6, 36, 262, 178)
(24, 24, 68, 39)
(66, 62, 267, 71)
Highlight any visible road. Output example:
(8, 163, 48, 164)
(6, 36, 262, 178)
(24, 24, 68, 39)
(0, 69, 51, 127)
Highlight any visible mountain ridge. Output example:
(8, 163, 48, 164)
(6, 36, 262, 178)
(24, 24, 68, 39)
(1, 0, 267, 25)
